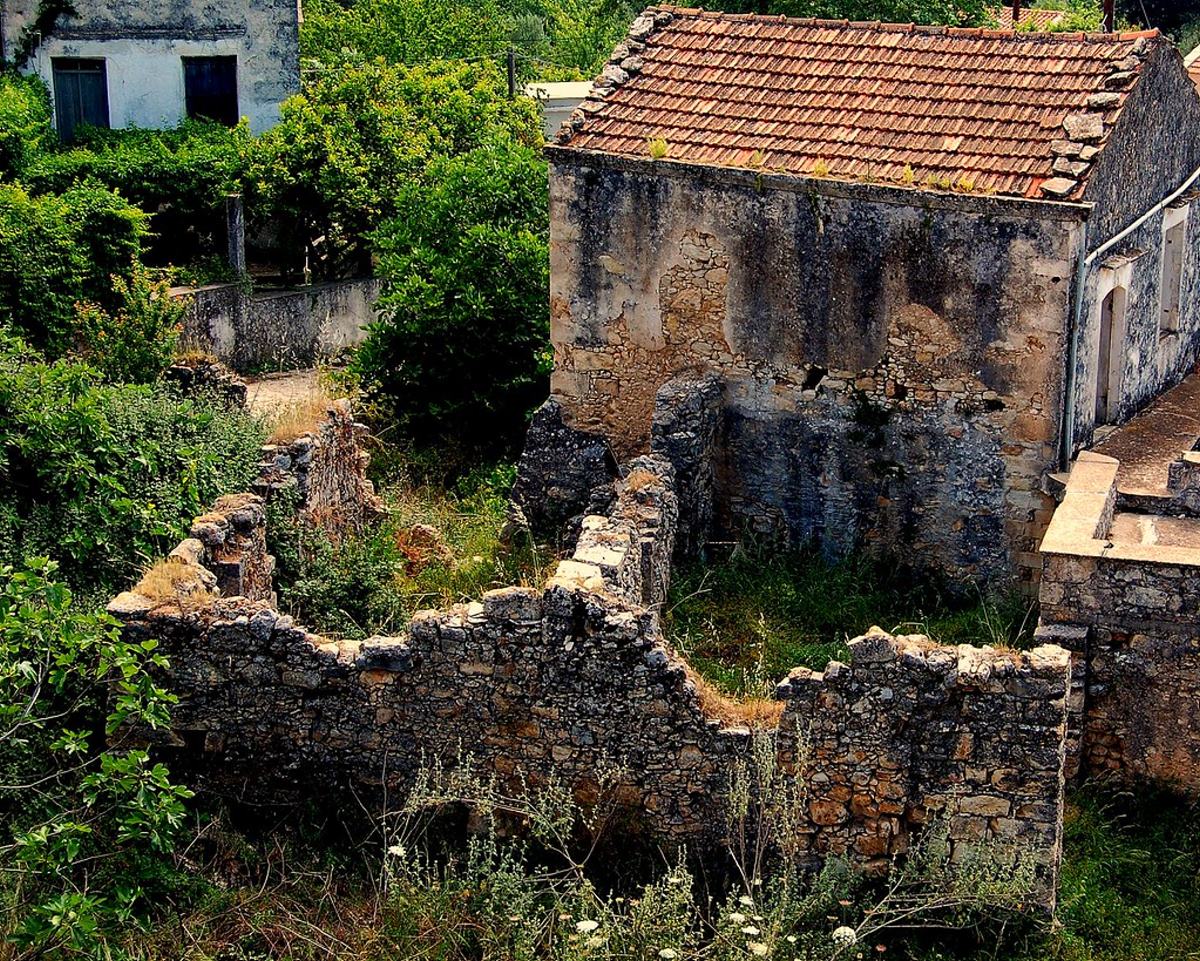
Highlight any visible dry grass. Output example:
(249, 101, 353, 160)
(172, 346, 221, 366)
(685, 663, 784, 729)
(266, 387, 334, 445)
(623, 468, 661, 492)
(132, 558, 214, 607)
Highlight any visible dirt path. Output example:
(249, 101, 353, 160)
(244, 370, 322, 416)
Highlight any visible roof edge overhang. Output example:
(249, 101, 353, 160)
(546, 144, 1093, 223)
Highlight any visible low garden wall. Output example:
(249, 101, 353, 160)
(109, 406, 1071, 907)
(175, 278, 382, 372)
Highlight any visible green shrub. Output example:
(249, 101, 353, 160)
(247, 58, 541, 279)
(0, 72, 53, 176)
(271, 461, 546, 638)
(73, 261, 185, 384)
(0, 341, 266, 597)
(0, 558, 192, 957)
(25, 120, 250, 266)
(0, 182, 147, 352)
(351, 141, 550, 451)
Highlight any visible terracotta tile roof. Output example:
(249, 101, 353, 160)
(990, 7, 1068, 30)
(557, 7, 1162, 201)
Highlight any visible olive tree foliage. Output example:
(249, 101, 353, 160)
(247, 58, 542, 280)
(351, 141, 551, 452)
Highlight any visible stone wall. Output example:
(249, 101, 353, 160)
(253, 400, 383, 542)
(1038, 451, 1200, 788)
(176, 278, 382, 373)
(547, 152, 1084, 583)
(110, 447, 1070, 907)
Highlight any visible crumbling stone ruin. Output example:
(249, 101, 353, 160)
(110, 397, 1072, 908)
(101, 9, 1200, 915)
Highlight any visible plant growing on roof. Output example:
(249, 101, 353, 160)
(648, 137, 670, 160)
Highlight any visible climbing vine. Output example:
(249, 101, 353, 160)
(12, 0, 77, 68)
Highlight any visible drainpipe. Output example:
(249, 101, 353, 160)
(1059, 159, 1200, 471)
(1060, 219, 1090, 472)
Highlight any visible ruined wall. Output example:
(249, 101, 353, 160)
(548, 153, 1085, 583)
(109, 451, 1070, 904)
(254, 400, 383, 542)
(1038, 452, 1200, 789)
(6, 0, 301, 133)
(177, 278, 382, 373)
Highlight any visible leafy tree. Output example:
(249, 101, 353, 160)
(0, 72, 53, 177)
(72, 262, 186, 384)
(351, 141, 551, 451)
(0, 558, 191, 956)
(301, 0, 514, 63)
(248, 58, 541, 280)
(25, 120, 251, 266)
(0, 183, 147, 353)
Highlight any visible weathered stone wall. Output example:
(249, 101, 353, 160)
(176, 278, 383, 373)
(548, 152, 1084, 583)
(110, 450, 1070, 906)
(1038, 451, 1200, 789)
(254, 400, 383, 542)
(649, 373, 722, 557)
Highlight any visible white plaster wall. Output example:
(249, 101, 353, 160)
(25, 37, 289, 133)
(6, 0, 300, 134)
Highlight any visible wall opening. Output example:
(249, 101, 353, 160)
(51, 58, 109, 142)
(183, 56, 239, 127)
(1159, 204, 1189, 336)
(1095, 285, 1127, 425)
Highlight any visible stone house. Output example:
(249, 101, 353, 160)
(545, 7, 1200, 584)
(0, 0, 301, 138)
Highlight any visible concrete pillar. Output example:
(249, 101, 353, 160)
(225, 193, 246, 274)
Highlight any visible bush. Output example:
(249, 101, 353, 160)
(351, 141, 550, 451)
(0, 558, 192, 957)
(0, 182, 147, 352)
(0, 72, 53, 176)
(247, 58, 542, 279)
(73, 261, 185, 384)
(0, 340, 266, 597)
(25, 120, 251, 266)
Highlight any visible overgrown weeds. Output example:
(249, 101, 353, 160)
(269, 460, 551, 639)
(665, 545, 1036, 696)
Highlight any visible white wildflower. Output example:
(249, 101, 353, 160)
(586, 936, 605, 947)
(386, 844, 405, 857)
(576, 920, 600, 934)
(739, 895, 754, 906)
(832, 926, 857, 947)
(658, 950, 678, 960)
(786, 935, 797, 944)
(740, 926, 761, 936)
(748, 942, 769, 956)
(728, 912, 748, 925)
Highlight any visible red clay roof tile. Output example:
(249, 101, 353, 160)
(559, 7, 1162, 200)
(990, 7, 1068, 30)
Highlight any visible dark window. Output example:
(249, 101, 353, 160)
(183, 56, 239, 126)
(52, 58, 109, 143)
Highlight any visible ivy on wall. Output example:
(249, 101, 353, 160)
(12, 0, 77, 68)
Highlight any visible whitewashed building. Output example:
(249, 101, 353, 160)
(0, 0, 301, 139)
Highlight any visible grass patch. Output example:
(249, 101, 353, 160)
(664, 546, 1036, 697)
(270, 461, 551, 639)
